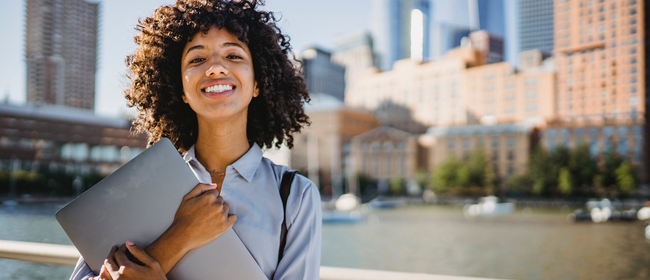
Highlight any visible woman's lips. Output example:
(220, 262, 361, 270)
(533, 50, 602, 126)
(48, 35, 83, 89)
(202, 87, 236, 99)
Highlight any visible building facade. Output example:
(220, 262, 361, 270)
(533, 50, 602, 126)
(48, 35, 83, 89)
(291, 94, 378, 197)
(371, 0, 431, 70)
(0, 104, 147, 177)
(346, 35, 555, 128)
(469, 30, 505, 64)
(349, 126, 421, 181)
(25, 0, 99, 110)
(301, 47, 346, 101)
(554, 0, 645, 122)
(331, 32, 380, 90)
(426, 122, 537, 179)
(519, 0, 555, 54)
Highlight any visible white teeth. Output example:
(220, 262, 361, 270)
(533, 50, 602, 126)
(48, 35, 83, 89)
(204, 84, 233, 93)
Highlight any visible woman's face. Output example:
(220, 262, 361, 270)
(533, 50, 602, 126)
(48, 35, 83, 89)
(180, 26, 258, 123)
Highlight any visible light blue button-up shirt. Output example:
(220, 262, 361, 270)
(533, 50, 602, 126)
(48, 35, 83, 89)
(70, 143, 322, 280)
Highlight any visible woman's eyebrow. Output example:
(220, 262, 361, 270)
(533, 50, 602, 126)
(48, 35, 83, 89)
(185, 45, 205, 55)
(222, 42, 245, 51)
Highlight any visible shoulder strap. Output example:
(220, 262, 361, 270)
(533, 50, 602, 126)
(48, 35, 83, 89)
(277, 170, 298, 265)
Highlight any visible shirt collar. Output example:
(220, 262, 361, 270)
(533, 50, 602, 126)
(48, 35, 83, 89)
(183, 143, 263, 183)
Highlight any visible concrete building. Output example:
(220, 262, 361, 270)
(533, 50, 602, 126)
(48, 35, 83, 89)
(464, 54, 556, 125)
(541, 117, 646, 182)
(554, 0, 645, 123)
(349, 126, 421, 182)
(346, 34, 555, 128)
(25, 0, 99, 110)
(426, 122, 537, 179)
(519, 0, 554, 54)
(301, 47, 346, 101)
(346, 46, 484, 127)
(430, 0, 506, 61)
(290, 93, 378, 197)
(0, 103, 147, 176)
(331, 32, 379, 90)
(469, 30, 505, 64)
(371, 0, 431, 70)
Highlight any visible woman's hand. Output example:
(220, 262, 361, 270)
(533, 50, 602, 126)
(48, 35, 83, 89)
(95, 241, 167, 280)
(144, 183, 237, 274)
(170, 183, 238, 250)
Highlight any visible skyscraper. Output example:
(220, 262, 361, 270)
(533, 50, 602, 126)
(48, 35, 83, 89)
(519, 0, 554, 55)
(430, 0, 505, 61)
(25, 0, 99, 110)
(331, 32, 379, 90)
(371, 0, 430, 70)
(554, 0, 644, 122)
(301, 47, 346, 101)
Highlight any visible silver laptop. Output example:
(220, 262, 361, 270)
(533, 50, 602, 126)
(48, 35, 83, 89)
(56, 138, 268, 280)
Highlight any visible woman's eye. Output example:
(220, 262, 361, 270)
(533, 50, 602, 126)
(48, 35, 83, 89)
(190, 58, 205, 63)
(227, 54, 242, 59)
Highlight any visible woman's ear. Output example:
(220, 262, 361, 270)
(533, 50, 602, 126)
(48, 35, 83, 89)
(253, 81, 259, 98)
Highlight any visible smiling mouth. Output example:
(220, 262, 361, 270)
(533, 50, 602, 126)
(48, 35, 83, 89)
(202, 84, 235, 93)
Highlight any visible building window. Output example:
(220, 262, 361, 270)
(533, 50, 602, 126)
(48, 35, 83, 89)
(448, 140, 455, 149)
(491, 137, 499, 148)
(492, 150, 499, 161)
(507, 137, 515, 148)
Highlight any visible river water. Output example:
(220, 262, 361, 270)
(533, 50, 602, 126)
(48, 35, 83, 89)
(0, 203, 649, 280)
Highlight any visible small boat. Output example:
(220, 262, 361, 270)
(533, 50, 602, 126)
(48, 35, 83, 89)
(637, 201, 650, 220)
(463, 196, 514, 218)
(368, 197, 406, 209)
(322, 211, 363, 223)
(322, 193, 364, 223)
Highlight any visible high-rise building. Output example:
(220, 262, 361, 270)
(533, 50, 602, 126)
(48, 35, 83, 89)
(331, 32, 379, 90)
(301, 47, 346, 101)
(371, 0, 431, 70)
(469, 30, 505, 64)
(519, 0, 554, 55)
(430, 0, 505, 62)
(552, 0, 646, 182)
(25, 0, 99, 110)
(554, 0, 644, 122)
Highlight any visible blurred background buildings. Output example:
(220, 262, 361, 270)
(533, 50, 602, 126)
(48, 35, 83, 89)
(0, 0, 647, 200)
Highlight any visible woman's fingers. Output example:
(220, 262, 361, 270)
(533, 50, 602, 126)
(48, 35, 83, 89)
(184, 183, 218, 200)
(104, 246, 119, 272)
(125, 240, 158, 267)
(114, 244, 130, 267)
(99, 264, 113, 280)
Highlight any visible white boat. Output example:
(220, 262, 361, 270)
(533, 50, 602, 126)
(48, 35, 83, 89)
(464, 196, 514, 218)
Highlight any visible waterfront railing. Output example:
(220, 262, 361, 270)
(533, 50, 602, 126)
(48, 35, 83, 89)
(0, 239, 498, 280)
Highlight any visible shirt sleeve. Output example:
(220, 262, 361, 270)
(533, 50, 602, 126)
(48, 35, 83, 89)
(273, 179, 322, 280)
(69, 257, 97, 280)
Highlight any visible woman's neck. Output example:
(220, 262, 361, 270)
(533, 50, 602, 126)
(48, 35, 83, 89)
(194, 117, 250, 186)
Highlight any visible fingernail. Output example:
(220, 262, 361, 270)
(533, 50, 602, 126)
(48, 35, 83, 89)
(209, 183, 217, 186)
(126, 240, 134, 246)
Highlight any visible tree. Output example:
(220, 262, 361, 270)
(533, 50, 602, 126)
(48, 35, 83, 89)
(570, 143, 596, 190)
(615, 162, 636, 194)
(529, 147, 550, 196)
(389, 173, 403, 196)
(602, 150, 623, 188)
(558, 167, 573, 196)
(431, 158, 462, 193)
(456, 165, 471, 188)
(467, 149, 487, 187)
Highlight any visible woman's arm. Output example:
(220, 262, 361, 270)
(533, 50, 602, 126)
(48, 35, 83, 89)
(145, 183, 237, 273)
(273, 180, 322, 280)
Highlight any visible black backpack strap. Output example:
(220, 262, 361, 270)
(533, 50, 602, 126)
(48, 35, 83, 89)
(277, 170, 298, 265)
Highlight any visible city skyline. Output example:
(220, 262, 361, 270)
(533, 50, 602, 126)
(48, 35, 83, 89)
(0, 0, 372, 117)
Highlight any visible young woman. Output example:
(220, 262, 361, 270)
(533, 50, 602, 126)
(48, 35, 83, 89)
(69, 1, 321, 279)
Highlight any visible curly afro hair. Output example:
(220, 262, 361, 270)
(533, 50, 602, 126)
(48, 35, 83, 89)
(125, 0, 310, 153)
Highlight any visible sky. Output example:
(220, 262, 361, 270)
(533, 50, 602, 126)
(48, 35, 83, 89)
(0, 0, 371, 118)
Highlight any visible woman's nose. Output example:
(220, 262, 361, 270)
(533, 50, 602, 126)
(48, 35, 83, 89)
(206, 59, 229, 77)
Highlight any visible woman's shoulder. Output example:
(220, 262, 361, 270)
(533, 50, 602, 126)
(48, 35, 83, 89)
(261, 157, 320, 205)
